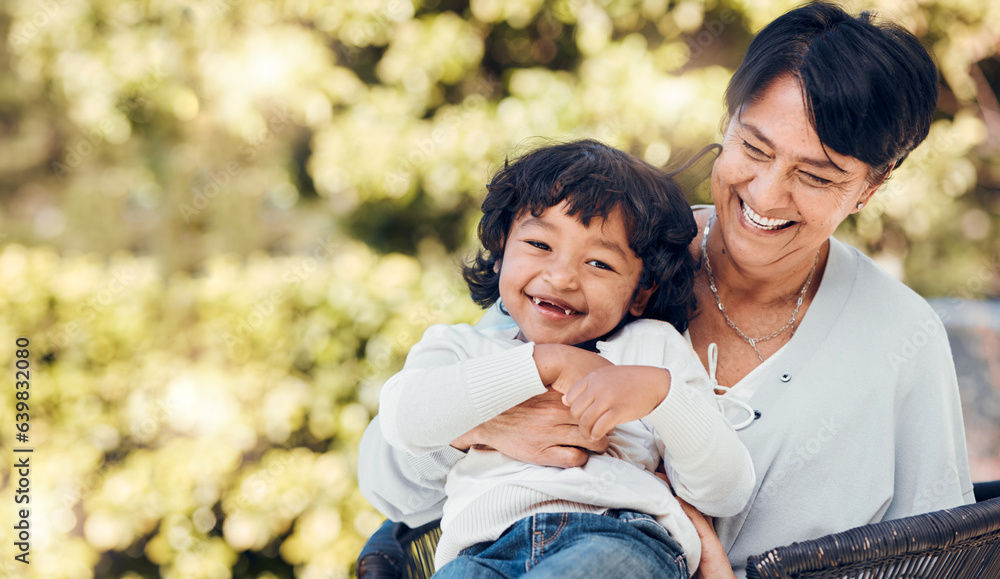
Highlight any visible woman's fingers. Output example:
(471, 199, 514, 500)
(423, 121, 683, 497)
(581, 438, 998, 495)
(530, 424, 610, 467)
(535, 445, 590, 468)
(459, 388, 617, 467)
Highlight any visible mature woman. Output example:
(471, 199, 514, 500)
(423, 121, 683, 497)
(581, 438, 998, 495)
(359, 2, 974, 576)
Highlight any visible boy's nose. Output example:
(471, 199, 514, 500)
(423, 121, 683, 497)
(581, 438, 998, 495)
(544, 260, 580, 290)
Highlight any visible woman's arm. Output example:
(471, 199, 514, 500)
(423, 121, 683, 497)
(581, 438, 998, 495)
(677, 498, 737, 579)
(884, 312, 974, 518)
(452, 387, 611, 466)
(358, 414, 459, 526)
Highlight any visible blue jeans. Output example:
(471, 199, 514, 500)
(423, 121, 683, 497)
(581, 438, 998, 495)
(432, 510, 688, 578)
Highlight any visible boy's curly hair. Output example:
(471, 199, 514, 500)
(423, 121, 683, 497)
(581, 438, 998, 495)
(462, 139, 699, 333)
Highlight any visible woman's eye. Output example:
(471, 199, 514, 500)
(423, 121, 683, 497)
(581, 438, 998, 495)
(800, 172, 832, 186)
(587, 260, 615, 272)
(742, 140, 769, 160)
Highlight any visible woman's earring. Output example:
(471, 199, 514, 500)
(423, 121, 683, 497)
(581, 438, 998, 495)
(856, 202, 864, 210)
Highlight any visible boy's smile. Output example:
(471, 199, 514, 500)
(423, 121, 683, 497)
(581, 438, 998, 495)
(497, 200, 653, 346)
(529, 294, 578, 317)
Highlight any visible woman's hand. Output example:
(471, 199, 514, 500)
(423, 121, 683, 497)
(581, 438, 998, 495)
(451, 389, 610, 467)
(677, 498, 737, 579)
(452, 345, 614, 468)
(555, 365, 671, 440)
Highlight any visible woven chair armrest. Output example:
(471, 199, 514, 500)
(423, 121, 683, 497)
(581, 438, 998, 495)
(357, 520, 442, 579)
(746, 498, 1000, 579)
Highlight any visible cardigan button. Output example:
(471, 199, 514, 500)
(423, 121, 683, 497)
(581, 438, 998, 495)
(780, 373, 791, 382)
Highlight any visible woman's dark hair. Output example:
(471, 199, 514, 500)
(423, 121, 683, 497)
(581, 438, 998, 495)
(462, 139, 699, 333)
(724, 1, 938, 181)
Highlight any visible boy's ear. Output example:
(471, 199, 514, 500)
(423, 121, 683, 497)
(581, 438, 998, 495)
(629, 284, 656, 316)
(493, 259, 501, 273)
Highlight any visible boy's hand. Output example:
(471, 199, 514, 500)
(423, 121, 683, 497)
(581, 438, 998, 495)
(532, 343, 613, 394)
(555, 365, 671, 440)
(451, 389, 610, 467)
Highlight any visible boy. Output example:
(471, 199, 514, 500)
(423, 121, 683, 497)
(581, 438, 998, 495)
(374, 140, 754, 577)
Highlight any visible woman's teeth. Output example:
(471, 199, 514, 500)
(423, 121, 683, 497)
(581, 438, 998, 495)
(532, 296, 573, 315)
(742, 201, 791, 230)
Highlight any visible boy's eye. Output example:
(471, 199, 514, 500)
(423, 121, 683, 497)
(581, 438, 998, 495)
(586, 260, 615, 272)
(741, 140, 769, 160)
(525, 240, 550, 250)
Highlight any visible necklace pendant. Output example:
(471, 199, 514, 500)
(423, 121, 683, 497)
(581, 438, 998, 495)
(748, 338, 756, 347)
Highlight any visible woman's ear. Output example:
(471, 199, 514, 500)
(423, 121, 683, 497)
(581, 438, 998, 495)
(629, 284, 657, 316)
(858, 164, 894, 211)
(855, 188, 878, 213)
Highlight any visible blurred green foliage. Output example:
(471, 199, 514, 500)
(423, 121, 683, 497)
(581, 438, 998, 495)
(0, 241, 481, 578)
(0, 0, 998, 577)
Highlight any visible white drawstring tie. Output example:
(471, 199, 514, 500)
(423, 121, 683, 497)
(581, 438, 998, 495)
(706, 342, 757, 430)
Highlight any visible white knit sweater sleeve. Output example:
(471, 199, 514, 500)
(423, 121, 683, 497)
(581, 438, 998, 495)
(600, 319, 755, 517)
(358, 414, 464, 526)
(379, 324, 547, 455)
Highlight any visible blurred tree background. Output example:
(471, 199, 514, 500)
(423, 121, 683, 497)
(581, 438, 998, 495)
(0, 0, 998, 577)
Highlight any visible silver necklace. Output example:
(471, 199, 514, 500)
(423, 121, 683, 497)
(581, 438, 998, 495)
(701, 216, 820, 362)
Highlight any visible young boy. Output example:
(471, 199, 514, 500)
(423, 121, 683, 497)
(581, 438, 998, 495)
(375, 140, 754, 577)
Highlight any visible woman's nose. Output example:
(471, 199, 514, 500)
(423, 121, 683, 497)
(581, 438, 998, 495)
(745, 164, 788, 210)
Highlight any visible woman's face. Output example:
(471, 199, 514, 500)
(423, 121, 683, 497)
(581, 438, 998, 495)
(711, 74, 879, 271)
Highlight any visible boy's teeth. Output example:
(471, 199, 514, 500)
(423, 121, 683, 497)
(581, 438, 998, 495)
(742, 201, 791, 230)
(531, 296, 574, 315)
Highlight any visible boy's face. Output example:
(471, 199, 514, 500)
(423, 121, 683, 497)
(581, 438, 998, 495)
(497, 200, 653, 345)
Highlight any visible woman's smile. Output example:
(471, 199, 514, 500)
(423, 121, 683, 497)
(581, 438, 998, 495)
(739, 198, 793, 231)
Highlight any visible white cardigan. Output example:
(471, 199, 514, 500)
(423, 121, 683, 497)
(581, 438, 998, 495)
(712, 235, 974, 577)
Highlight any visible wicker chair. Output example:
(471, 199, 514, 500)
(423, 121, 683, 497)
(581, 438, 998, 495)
(746, 491, 1000, 578)
(356, 519, 441, 579)
(357, 481, 1000, 579)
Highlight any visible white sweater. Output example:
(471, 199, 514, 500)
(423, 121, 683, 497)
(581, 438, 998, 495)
(377, 319, 755, 572)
